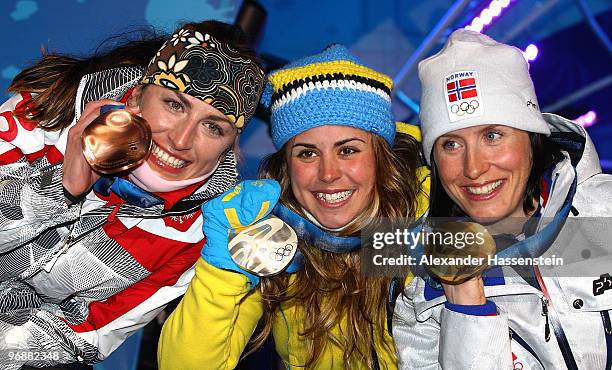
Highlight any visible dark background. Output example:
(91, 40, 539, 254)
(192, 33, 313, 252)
(1, 1, 610, 369)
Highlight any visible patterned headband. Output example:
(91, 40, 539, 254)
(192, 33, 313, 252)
(141, 25, 265, 132)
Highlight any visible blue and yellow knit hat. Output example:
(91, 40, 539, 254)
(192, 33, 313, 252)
(261, 45, 395, 149)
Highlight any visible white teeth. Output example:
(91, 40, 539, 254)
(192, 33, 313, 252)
(151, 143, 187, 168)
(466, 180, 502, 195)
(315, 190, 354, 204)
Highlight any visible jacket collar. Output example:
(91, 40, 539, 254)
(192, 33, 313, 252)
(74, 66, 144, 122)
(542, 113, 600, 184)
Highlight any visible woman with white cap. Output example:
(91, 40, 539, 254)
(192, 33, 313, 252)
(393, 29, 612, 369)
(159, 45, 429, 369)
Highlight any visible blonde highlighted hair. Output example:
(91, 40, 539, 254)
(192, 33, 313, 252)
(248, 132, 421, 369)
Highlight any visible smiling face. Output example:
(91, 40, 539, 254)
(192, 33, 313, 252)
(126, 85, 237, 181)
(433, 124, 532, 223)
(286, 125, 376, 229)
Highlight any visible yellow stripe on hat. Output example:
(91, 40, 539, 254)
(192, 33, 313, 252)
(268, 60, 393, 92)
(395, 122, 422, 142)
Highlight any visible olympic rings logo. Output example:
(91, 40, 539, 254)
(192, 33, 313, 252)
(271, 244, 294, 261)
(450, 100, 479, 116)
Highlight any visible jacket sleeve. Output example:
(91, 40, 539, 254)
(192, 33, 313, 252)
(0, 93, 78, 252)
(158, 257, 264, 370)
(393, 280, 514, 370)
(0, 160, 80, 252)
(393, 282, 442, 370)
(0, 245, 197, 369)
(0, 92, 64, 165)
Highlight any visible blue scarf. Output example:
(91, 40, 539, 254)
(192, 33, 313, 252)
(93, 176, 163, 208)
(273, 203, 362, 253)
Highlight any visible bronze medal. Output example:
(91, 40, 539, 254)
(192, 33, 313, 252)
(82, 109, 152, 174)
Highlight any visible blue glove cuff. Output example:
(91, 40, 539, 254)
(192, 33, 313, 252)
(445, 300, 498, 316)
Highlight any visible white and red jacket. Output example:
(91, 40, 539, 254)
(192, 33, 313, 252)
(0, 67, 238, 368)
(393, 114, 612, 369)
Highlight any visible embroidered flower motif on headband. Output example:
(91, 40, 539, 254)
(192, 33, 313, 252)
(170, 29, 190, 46)
(187, 32, 216, 49)
(141, 25, 265, 132)
(152, 54, 191, 91)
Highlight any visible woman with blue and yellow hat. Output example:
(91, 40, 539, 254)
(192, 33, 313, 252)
(159, 45, 429, 369)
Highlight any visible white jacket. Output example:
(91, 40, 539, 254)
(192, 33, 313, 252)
(393, 114, 612, 369)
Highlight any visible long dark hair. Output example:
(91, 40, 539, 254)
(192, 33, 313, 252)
(429, 132, 565, 217)
(8, 20, 261, 131)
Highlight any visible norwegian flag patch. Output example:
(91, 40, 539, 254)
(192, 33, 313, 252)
(445, 71, 483, 122)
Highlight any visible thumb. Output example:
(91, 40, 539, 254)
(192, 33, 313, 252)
(238, 180, 281, 225)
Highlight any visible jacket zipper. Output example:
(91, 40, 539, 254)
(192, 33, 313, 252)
(43, 224, 76, 272)
(602, 310, 612, 335)
(533, 265, 579, 370)
(43, 237, 71, 272)
(546, 173, 560, 207)
(540, 295, 551, 341)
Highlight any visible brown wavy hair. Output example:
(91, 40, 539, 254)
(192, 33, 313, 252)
(8, 20, 261, 131)
(250, 132, 421, 369)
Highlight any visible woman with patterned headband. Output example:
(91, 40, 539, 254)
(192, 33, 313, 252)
(159, 45, 429, 369)
(0, 21, 264, 369)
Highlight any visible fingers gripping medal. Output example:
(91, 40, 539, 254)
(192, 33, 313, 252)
(424, 221, 496, 285)
(228, 215, 298, 276)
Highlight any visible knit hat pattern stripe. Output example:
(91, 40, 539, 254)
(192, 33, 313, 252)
(271, 74, 391, 112)
(270, 87, 394, 148)
(268, 60, 392, 95)
(264, 45, 396, 149)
